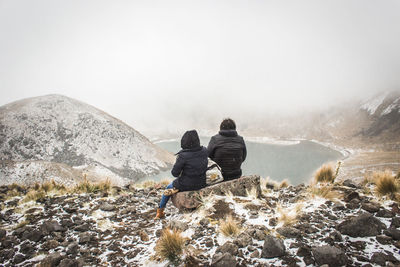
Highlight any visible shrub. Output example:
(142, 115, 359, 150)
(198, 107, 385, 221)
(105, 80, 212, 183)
(155, 228, 186, 264)
(277, 203, 303, 226)
(308, 184, 340, 200)
(314, 164, 335, 183)
(374, 170, 399, 197)
(23, 189, 46, 203)
(219, 215, 240, 237)
(279, 179, 290, 188)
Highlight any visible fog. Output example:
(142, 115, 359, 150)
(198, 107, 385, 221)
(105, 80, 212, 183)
(1, 0, 400, 136)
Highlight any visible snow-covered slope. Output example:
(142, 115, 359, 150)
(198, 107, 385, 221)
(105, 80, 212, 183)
(0, 95, 174, 185)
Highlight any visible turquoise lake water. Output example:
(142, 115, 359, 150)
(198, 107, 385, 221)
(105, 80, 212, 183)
(144, 138, 344, 185)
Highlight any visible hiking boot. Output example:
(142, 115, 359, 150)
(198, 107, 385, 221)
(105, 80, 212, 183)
(154, 208, 165, 220)
(163, 188, 179, 196)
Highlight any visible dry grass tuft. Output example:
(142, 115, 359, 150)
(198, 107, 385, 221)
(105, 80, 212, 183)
(308, 184, 340, 200)
(279, 179, 290, 188)
(246, 187, 259, 200)
(314, 164, 335, 183)
(219, 215, 240, 237)
(373, 170, 399, 198)
(396, 171, 400, 180)
(23, 189, 46, 203)
(277, 203, 303, 226)
(15, 219, 29, 229)
(73, 177, 111, 194)
(155, 228, 186, 264)
(159, 178, 173, 187)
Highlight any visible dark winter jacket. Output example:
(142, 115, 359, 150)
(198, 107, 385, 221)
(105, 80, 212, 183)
(207, 130, 247, 181)
(171, 130, 208, 191)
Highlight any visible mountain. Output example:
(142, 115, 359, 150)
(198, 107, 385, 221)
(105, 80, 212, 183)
(0, 94, 174, 185)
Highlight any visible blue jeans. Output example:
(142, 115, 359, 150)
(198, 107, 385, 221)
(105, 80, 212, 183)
(159, 182, 174, 209)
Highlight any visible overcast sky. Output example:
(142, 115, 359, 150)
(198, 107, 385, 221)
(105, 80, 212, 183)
(1, 0, 400, 134)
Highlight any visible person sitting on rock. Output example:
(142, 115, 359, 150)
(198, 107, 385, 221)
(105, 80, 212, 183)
(155, 129, 208, 219)
(207, 118, 247, 181)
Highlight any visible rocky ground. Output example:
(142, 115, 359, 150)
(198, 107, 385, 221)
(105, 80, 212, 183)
(0, 179, 399, 267)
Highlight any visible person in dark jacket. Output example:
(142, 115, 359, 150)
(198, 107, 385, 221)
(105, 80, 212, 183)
(155, 130, 208, 219)
(207, 118, 247, 181)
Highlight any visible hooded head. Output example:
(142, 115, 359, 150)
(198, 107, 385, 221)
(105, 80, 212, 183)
(180, 130, 200, 149)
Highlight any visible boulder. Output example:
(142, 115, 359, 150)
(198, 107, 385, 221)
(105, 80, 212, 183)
(361, 202, 381, 213)
(312, 245, 348, 266)
(216, 241, 239, 255)
(337, 213, 386, 237)
(40, 252, 64, 267)
(171, 175, 261, 210)
(277, 226, 302, 238)
(211, 252, 237, 267)
(261, 235, 286, 258)
(40, 221, 66, 234)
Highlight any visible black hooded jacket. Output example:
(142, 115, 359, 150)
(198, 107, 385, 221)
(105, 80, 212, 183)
(171, 130, 208, 191)
(207, 130, 247, 180)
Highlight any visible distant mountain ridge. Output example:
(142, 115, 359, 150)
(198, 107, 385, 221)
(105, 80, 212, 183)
(0, 94, 174, 185)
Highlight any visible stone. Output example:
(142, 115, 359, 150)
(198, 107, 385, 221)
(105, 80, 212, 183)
(13, 253, 26, 264)
(211, 252, 237, 267)
(22, 229, 43, 242)
(391, 217, 400, 228)
(277, 226, 302, 238)
(216, 241, 239, 255)
(261, 235, 286, 258)
(337, 213, 386, 237)
(376, 235, 392, 244)
(361, 202, 381, 213)
(250, 250, 260, 258)
(40, 252, 64, 267)
(234, 232, 252, 248)
(67, 242, 79, 255)
(75, 224, 90, 232)
(342, 179, 360, 188)
(41, 220, 66, 234)
(171, 175, 261, 209)
(344, 191, 359, 202)
(99, 203, 115, 211)
(59, 258, 81, 267)
(297, 245, 311, 257)
(253, 229, 266, 241)
(0, 229, 6, 239)
(312, 245, 348, 266)
(384, 228, 400, 240)
(78, 233, 92, 244)
(376, 209, 394, 218)
(20, 241, 36, 256)
(167, 220, 188, 232)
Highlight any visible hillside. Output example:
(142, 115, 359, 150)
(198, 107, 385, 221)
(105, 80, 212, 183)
(0, 177, 399, 266)
(0, 95, 174, 185)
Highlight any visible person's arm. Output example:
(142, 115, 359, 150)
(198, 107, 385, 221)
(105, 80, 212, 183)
(207, 137, 216, 159)
(242, 138, 247, 162)
(171, 154, 185, 177)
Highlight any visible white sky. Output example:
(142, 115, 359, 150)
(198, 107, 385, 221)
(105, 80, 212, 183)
(1, 0, 400, 134)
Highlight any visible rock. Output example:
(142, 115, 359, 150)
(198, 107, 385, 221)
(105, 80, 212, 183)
(75, 224, 90, 232)
(171, 175, 261, 209)
(167, 220, 188, 232)
(211, 252, 237, 267)
(216, 241, 239, 255)
(370, 252, 398, 266)
(13, 253, 26, 264)
(253, 229, 266, 241)
(391, 217, 400, 228)
(376, 209, 394, 218)
(277, 226, 301, 238)
(99, 203, 115, 211)
(78, 232, 92, 244)
(250, 250, 260, 258)
(261, 235, 286, 258)
(342, 179, 360, 188)
(59, 258, 81, 267)
(337, 213, 386, 237)
(297, 244, 312, 257)
(139, 231, 149, 242)
(376, 235, 392, 244)
(40, 252, 64, 267)
(22, 229, 43, 242)
(41, 220, 66, 234)
(361, 202, 381, 213)
(312, 245, 348, 266)
(67, 242, 79, 255)
(234, 232, 252, 248)
(344, 191, 359, 202)
(0, 249, 15, 262)
(384, 228, 400, 240)
(0, 229, 6, 239)
(20, 241, 36, 256)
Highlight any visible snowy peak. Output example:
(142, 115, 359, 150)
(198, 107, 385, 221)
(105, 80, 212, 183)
(360, 91, 400, 116)
(0, 94, 174, 185)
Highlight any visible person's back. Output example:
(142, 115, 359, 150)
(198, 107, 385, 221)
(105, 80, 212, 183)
(207, 118, 247, 181)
